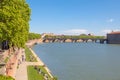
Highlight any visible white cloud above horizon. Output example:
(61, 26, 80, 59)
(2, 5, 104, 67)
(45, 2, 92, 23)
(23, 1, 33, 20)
(102, 29, 120, 33)
(107, 18, 114, 23)
(62, 29, 88, 35)
(54, 29, 120, 36)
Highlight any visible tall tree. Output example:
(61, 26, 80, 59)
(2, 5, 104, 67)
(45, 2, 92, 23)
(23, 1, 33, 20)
(28, 33, 41, 40)
(0, 0, 31, 48)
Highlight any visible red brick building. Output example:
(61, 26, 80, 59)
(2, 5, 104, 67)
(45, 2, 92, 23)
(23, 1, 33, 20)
(107, 31, 120, 44)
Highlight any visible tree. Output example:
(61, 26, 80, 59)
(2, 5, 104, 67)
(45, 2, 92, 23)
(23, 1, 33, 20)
(28, 33, 41, 40)
(0, 0, 31, 48)
(0, 75, 15, 80)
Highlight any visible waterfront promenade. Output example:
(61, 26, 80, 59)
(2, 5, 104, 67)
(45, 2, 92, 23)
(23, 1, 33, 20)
(29, 48, 53, 78)
(15, 61, 44, 80)
(15, 40, 53, 80)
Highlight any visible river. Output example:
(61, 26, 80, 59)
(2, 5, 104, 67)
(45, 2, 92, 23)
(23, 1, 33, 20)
(32, 42, 120, 80)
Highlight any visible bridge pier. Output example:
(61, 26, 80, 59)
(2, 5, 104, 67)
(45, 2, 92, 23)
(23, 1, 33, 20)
(42, 38, 107, 44)
(100, 39, 107, 44)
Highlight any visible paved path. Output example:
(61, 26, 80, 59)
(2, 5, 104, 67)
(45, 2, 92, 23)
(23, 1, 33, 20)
(15, 61, 44, 80)
(15, 62, 28, 80)
(15, 48, 53, 80)
(15, 49, 28, 80)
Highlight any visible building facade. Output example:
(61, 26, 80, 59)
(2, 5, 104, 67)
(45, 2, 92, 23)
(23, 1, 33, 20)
(107, 32, 120, 44)
(41, 33, 54, 39)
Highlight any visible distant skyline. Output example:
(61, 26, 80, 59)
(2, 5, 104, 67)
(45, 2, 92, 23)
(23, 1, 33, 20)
(26, 0, 120, 35)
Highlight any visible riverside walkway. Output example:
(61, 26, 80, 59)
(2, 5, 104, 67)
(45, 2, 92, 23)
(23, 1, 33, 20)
(15, 62, 43, 80)
(15, 62, 28, 80)
(15, 48, 53, 80)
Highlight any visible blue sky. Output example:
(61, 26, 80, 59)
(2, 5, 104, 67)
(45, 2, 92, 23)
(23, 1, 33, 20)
(26, 0, 120, 35)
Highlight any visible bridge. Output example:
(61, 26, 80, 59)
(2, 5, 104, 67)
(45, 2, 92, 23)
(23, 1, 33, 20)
(42, 38, 107, 44)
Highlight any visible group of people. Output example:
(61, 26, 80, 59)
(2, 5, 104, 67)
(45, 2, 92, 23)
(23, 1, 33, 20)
(29, 54, 36, 61)
(34, 65, 49, 80)
(18, 50, 25, 66)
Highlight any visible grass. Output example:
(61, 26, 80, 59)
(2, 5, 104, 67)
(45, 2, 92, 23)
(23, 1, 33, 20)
(25, 47, 37, 62)
(26, 47, 57, 80)
(27, 66, 52, 80)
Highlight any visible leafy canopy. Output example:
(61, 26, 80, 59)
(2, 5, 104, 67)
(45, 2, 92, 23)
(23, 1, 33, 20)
(0, 0, 31, 48)
(28, 33, 41, 40)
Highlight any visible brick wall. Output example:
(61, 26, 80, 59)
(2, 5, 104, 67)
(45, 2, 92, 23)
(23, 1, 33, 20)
(107, 34, 120, 44)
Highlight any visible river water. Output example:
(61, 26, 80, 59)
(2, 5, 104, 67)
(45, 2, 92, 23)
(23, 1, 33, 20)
(32, 43, 120, 80)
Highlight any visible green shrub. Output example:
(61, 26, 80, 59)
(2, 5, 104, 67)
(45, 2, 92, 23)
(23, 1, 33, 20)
(4, 57, 9, 63)
(0, 75, 15, 80)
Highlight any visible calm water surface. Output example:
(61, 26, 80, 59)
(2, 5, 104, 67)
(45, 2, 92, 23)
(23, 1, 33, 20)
(33, 43, 120, 80)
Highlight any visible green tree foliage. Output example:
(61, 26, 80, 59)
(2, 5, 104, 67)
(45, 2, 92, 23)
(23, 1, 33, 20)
(28, 33, 41, 40)
(0, 75, 15, 80)
(0, 0, 31, 48)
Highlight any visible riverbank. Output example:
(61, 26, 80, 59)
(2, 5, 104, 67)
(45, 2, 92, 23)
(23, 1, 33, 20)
(29, 48, 54, 78)
(15, 39, 56, 80)
(26, 39, 43, 47)
(15, 46, 55, 80)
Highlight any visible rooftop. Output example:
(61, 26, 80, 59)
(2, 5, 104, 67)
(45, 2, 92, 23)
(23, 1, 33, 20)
(108, 31, 120, 34)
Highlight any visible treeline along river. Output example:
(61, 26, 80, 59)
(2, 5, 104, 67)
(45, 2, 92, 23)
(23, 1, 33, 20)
(33, 42, 120, 80)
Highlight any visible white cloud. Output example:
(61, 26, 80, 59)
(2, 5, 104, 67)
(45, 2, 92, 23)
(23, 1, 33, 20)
(107, 18, 114, 23)
(63, 29, 88, 35)
(102, 30, 112, 33)
(102, 29, 120, 33)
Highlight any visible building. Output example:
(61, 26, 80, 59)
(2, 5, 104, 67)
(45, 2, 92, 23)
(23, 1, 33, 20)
(107, 31, 120, 44)
(41, 33, 54, 39)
